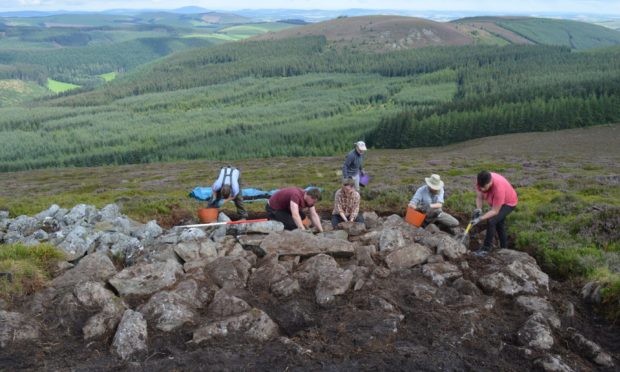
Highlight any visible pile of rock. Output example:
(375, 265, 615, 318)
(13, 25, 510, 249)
(0, 205, 615, 369)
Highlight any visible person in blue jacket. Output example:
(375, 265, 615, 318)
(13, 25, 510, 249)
(208, 166, 248, 219)
(342, 141, 367, 190)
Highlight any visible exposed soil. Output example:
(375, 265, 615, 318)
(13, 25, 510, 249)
(2, 256, 618, 371)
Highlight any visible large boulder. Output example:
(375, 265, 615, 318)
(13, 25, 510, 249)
(384, 244, 432, 270)
(294, 254, 339, 289)
(0, 311, 40, 348)
(207, 290, 251, 318)
(517, 313, 554, 351)
(379, 228, 405, 252)
(82, 302, 126, 340)
(515, 296, 560, 329)
(477, 249, 549, 296)
(570, 331, 614, 368)
(206, 256, 252, 289)
(52, 252, 117, 289)
(138, 291, 197, 332)
(192, 308, 279, 343)
(228, 220, 284, 235)
(111, 310, 148, 360)
(7, 215, 40, 237)
(63, 204, 98, 226)
(57, 225, 101, 260)
(436, 235, 467, 260)
(422, 262, 463, 287)
(109, 259, 183, 297)
(132, 220, 163, 245)
(260, 230, 355, 258)
(315, 268, 353, 307)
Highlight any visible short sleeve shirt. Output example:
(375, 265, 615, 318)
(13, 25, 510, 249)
(268, 187, 307, 210)
(477, 172, 518, 207)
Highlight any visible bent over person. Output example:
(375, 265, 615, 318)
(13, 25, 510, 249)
(472, 170, 518, 256)
(332, 178, 364, 228)
(208, 166, 248, 220)
(408, 174, 459, 231)
(266, 187, 323, 232)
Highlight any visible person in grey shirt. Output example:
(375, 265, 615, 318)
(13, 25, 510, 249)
(342, 141, 366, 190)
(408, 174, 459, 231)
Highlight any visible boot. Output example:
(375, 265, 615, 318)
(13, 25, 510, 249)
(473, 246, 492, 257)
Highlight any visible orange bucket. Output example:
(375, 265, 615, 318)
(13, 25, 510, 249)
(197, 208, 219, 223)
(405, 207, 426, 227)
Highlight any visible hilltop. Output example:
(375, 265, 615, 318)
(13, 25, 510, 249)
(253, 15, 620, 51)
(252, 15, 473, 51)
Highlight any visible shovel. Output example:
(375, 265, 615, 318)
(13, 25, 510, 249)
(460, 221, 474, 245)
(460, 210, 481, 246)
(175, 218, 268, 229)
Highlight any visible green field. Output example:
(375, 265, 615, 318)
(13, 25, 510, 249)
(98, 72, 117, 82)
(46, 78, 80, 93)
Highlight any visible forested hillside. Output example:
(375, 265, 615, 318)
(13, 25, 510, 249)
(1, 16, 620, 172)
(1, 34, 620, 171)
(0, 11, 298, 98)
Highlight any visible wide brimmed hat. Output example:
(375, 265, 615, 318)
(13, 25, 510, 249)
(425, 174, 444, 190)
(355, 141, 367, 151)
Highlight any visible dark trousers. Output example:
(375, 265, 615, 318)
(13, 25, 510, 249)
(331, 214, 364, 228)
(209, 191, 248, 219)
(266, 204, 305, 230)
(483, 205, 515, 249)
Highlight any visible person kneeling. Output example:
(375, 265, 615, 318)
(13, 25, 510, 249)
(331, 178, 364, 228)
(266, 187, 323, 232)
(408, 174, 459, 232)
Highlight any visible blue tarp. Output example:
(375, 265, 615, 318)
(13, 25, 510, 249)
(189, 186, 323, 202)
(189, 187, 274, 201)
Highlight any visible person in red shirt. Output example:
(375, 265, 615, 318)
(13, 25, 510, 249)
(472, 170, 518, 256)
(266, 187, 323, 232)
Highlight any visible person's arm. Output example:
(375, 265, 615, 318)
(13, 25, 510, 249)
(289, 201, 305, 230)
(430, 188, 444, 209)
(409, 187, 423, 209)
(309, 206, 323, 232)
(342, 152, 354, 177)
(231, 169, 240, 197)
(212, 168, 224, 192)
(350, 192, 360, 221)
(334, 190, 347, 220)
(481, 204, 500, 221)
(476, 191, 484, 210)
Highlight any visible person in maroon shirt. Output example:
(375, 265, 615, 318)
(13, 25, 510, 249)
(266, 187, 323, 232)
(473, 170, 518, 256)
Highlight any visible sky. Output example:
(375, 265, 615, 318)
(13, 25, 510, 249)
(0, 0, 617, 15)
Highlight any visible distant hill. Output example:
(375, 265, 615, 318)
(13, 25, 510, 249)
(198, 12, 252, 24)
(254, 15, 620, 51)
(454, 16, 620, 50)
(252, 15, 473, 51)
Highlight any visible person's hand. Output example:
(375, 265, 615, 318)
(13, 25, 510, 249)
(416, 204, 429, 214)
(471, 217, 481, 226)
(472, 208, 482, 219)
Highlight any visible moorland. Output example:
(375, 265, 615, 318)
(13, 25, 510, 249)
(0, 9, 620, 366)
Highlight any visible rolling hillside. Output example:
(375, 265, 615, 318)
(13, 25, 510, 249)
(252, 15, 473, 51)
(254, 15, 620, 51)
(455, 16, 620, 50)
